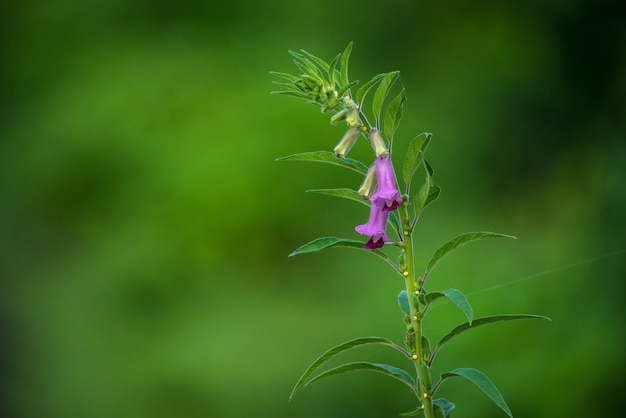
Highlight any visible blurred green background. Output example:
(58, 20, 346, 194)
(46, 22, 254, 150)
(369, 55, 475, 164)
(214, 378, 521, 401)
(1, 0, 624, 417)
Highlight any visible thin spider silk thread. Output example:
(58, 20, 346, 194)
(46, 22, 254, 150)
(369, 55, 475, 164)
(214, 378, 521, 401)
(426, 247, 626, 308)
(354, 248, 626, 355)
(465, 247, 626, 298)
(417, 248, 626, 335)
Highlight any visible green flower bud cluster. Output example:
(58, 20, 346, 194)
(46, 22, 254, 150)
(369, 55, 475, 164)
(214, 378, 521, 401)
(270, 43, 359, 118)
(294, 75, 347, 112)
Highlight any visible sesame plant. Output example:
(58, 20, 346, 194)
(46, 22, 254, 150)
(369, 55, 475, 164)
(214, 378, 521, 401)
(272, 43, 549, 418)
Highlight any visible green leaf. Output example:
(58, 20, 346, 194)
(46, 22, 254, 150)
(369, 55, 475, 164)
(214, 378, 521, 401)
(290, 51, 323, 77)
(337, 80, 359, 98)
(356, 73, 385, 106)
(290, 336, 407, 400)
(431, 314, 551, 364)
(403, 132, 432, 190)
(384, 88, 407, 142)
(387, 210, 402, 236)
(276, 151, 368, 175)
(433, 406, 445, 418)
(372, 71, 400, 124)
(398, 290, 410, 315)
(299, 49, 331, 73)
(327, 54, 340, 87)
(424, 289, 473, 325)
(303, 362, 415, 392)
(270, 71, 301, 83)
(400, 408, 424, 417)
(413, 160, 440, 214)
(425, 232, 517, 277)
(421, 336, 431, 362)
(271, 80, 298, 90)
(269, 90, 311, 100)
(340, 42, 353, 85)
(288, 237, 396, 272)
(433, 398, 455, 418)
(307, 188, 367, 206)
(438, 368, 512, 417)
(288, 237, 366, 257)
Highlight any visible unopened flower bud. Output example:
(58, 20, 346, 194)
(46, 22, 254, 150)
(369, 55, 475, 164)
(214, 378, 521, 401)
(334, 126, 361, 158)
(369, 129, 388, 158)
(345, 107, 360, 127)
(357, 164, 377, 199)
(301, 75, 319, 90)
(342, 96, 356, 108)
(330, 108, 349, 125)
(330, 107, 360, 126)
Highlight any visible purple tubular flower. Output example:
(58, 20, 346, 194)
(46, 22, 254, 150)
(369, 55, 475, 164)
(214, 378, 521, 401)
(371, 155, 402, 211)
(355, 200, 390, 249)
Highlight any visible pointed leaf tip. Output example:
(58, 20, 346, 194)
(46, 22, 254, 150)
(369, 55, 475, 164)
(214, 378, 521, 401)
(431, 314, 551, 365)
(413, 159, 441, 213)
(384, 88, 407, 142)
(340, 41, 353, 85)
(398, 290, 410, 315)
(289, 336, 407, 401)
(425, 232, 517, 276)
(287, 237, 395, 265)
(276, 151, 368, 174)
(403, 132, 432, 189)
(306, 188, 368, 206)
(356, 73, 385, 106)
(288, 237, 364, 257)
(301, 362, 416, 394)
(424, 289, 473, 325)
(433, 398, 455, 418)
(438, 368, 512, 417)
(400, 409, 424, 417)
(373, 71, 400, 123)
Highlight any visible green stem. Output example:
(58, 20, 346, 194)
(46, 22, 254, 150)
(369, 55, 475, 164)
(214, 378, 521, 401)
(358, 108, 373, 132)
(400, 202, 435, 418)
